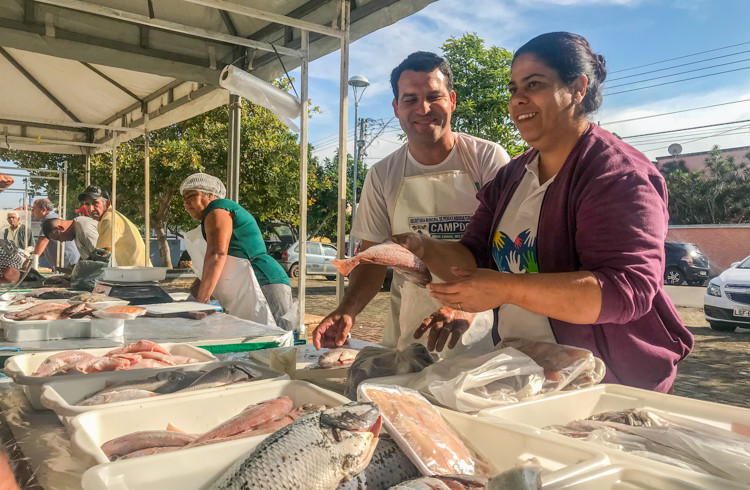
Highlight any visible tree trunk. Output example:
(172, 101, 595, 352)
(152, 189, 175, 269)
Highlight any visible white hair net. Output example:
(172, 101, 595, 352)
(179, 173, 227, 199)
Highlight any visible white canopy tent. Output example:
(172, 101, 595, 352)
(0, 0, 435, 336)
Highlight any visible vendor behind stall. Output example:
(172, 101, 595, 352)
(30, 199, 80, 271)
(79, 185, 152, 267)
(41, 216, 99, 261)
(180, 173, 294, 330)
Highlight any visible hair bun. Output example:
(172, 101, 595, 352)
(595, 54, 607, 83)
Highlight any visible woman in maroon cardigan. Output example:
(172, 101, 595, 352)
(393, 32, 693, 392)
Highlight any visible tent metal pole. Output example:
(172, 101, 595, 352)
(57, 167, 63, 269)
(227, 94, 241, 202)
(110, 134, 117, 266)
(85, 150, 91, 186)
(62, 161, 68, 267)
(23, 179, 29, 249)
(144, 114, 151, 267)
(335, 0, 350, 303)
(297, 29, 309, 339)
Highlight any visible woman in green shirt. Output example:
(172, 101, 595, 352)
(180, 173, 294, 330)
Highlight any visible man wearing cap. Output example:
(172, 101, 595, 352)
(41, 214, 99, 260)
(79, 185, 151, 267)
(180, 173, 294, 329)
(31, 198, 80, 271)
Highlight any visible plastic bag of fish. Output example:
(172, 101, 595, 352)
(344, 343, 434, 399)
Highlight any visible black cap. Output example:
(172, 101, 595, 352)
(78, 185, 110, 202)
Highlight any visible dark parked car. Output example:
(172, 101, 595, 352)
(664, 242, 710, 286)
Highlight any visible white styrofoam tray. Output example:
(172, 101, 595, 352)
(4, 343, 217, 410)
(479, 383, 750, 489)
(71, 380, 350, 466)
(357, 383, 608, 486)
(68, 299, 130, 311)
(40, 360, 287, 418)
(1, 316, 124, 342)
(545, 464, 708, 490)
(102, 267, 167, 283)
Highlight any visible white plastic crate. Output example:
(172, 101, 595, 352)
(2, 317, 124, 342)
(4, 343, 216, 409)
(70, 379, 350, 466)
(546, 465, 708, 490)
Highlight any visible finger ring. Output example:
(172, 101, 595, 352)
(457, 303, 463, 310)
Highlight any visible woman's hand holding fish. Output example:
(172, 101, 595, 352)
(427, 267, 506, 313)
(312, 309, 355, 350)
(414, 306, 475, 352)
(387, 233, 425, 259)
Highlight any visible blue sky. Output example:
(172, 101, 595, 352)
(304, 0, 750, 165)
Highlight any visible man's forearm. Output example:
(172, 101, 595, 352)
(338, 264, 387, 315)
(33, 237, 49, 256)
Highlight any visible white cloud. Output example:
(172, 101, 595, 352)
(516, 0, 646, 5)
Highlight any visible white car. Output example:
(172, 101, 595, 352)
(704, 255, 750, 332)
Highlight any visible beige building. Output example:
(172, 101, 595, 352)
(655, 145, 750, 173)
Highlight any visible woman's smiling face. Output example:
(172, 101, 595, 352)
(508, 53, 584, 152)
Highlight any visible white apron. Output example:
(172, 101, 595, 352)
(384, 140, 495, 358)
(184, 226, 276, 326)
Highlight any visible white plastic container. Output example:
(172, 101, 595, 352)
(1, 316, 124, 342)
(70, 380, 349, 465)
(4, 343, 216, 410)
(545, 465, 708, 490)
(68, 299, 130, 311)
(479, 384, 750, 489)
(40, 361, 287, 419)
(102, 267, 167, 283)
(358, 383, 608, 486)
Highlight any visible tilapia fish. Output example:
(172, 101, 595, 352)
(330, 243, 431, 287)
(179, 364, 256, 392)
(209, 402, 382, 490)
(338, 434, 419, 490)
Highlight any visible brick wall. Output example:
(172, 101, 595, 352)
(667, 225, 750, 275)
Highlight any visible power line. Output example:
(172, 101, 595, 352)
(637, 125, 750, 153)
(600, 98, 750, 125)
(605, 66, 750, 96)
(610, 40, 750, 74)
(620, 118, 750, 139)
(608, 49, 750, 82)
(605, 57, 750, 90)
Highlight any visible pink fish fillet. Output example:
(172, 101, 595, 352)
(136, 351, 199, 365)
(330, 243, 431, 286)
(185, 417, 293, 449)
(192, 396, 294, 443)
(32, 351, 94, 377)
(105, 340, 170, 357)
(117, 446, 182, 460)
(318, 348, 359, 368)
(101, 430, 197, 460)
(125, 359, 172, 370)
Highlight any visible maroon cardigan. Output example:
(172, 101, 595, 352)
(460, 123, 693, 392)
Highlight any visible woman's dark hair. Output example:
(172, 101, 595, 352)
(390, 51, 453, 100)
(513, 32, 607, 115)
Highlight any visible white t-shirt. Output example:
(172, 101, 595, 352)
(491, 155, 556, 343)
(73, 216, 99, 260)
(352, 133, 509, 243)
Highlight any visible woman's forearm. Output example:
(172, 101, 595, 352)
(420, 236, 478, 281)
(197, 251, 227, 303)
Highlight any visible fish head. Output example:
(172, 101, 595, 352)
(229, 364, 258, 381)
(319, 403, 382, 481)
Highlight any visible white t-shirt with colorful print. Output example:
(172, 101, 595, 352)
(492, 155, 556, 343)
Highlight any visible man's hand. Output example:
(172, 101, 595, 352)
(414, 306, 475, 352)
(312, 309, 356, 349)
(0, 173, 14, 191)
(387, 233, 425, 259)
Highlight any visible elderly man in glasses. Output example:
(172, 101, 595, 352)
(79, 185, 152, 267)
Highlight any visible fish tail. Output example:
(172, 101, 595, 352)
(330, 258, 358, 276)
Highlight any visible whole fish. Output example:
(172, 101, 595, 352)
(330, 243, 431, 287)
(78, 389, 157, 406)
(101, 430, 197, 460)
(179, 364, 256, 392)
(32, 351, 94, 377)
(118, 446, 181, 460)
(486, 461, 542, 490)
(60, 302, 87, 318)
(318, 348, 359, 369)
(6, 302, 70, 321)
(338, 435, 419, 490)
(93, 370, 204, 396)
(209, 402, 382, 490)
(389, 475, 487, 490)
(193, 396, 294, 443)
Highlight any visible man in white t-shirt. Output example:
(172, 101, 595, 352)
(313, 51, 509, 354)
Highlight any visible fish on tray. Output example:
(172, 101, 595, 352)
(329, 243, 431, 287)
(208, 402, 381, 490)
(102, 430, 198, 461)
(338, 434, 419, 490)
(318, 348, 359, 369)
(78, 389, 158, 406)
(389, 460, 541, 490)
(32, 351, 94, 377)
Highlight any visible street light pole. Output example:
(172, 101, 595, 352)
(348, 75, 369, 257)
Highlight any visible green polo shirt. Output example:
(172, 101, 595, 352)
(201, 199, 290, 287)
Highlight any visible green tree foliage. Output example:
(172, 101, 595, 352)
(663, 146, 750, 224)
(1, 94, 317, 267)
(441, 33, 526, 156)
(307, 152, 366, 241)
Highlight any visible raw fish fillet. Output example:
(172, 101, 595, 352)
(330, 243, 431, 286)
(32, 351, 94, 377)
(193, 396, 294, 443)
(105, 340, 170, 356)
